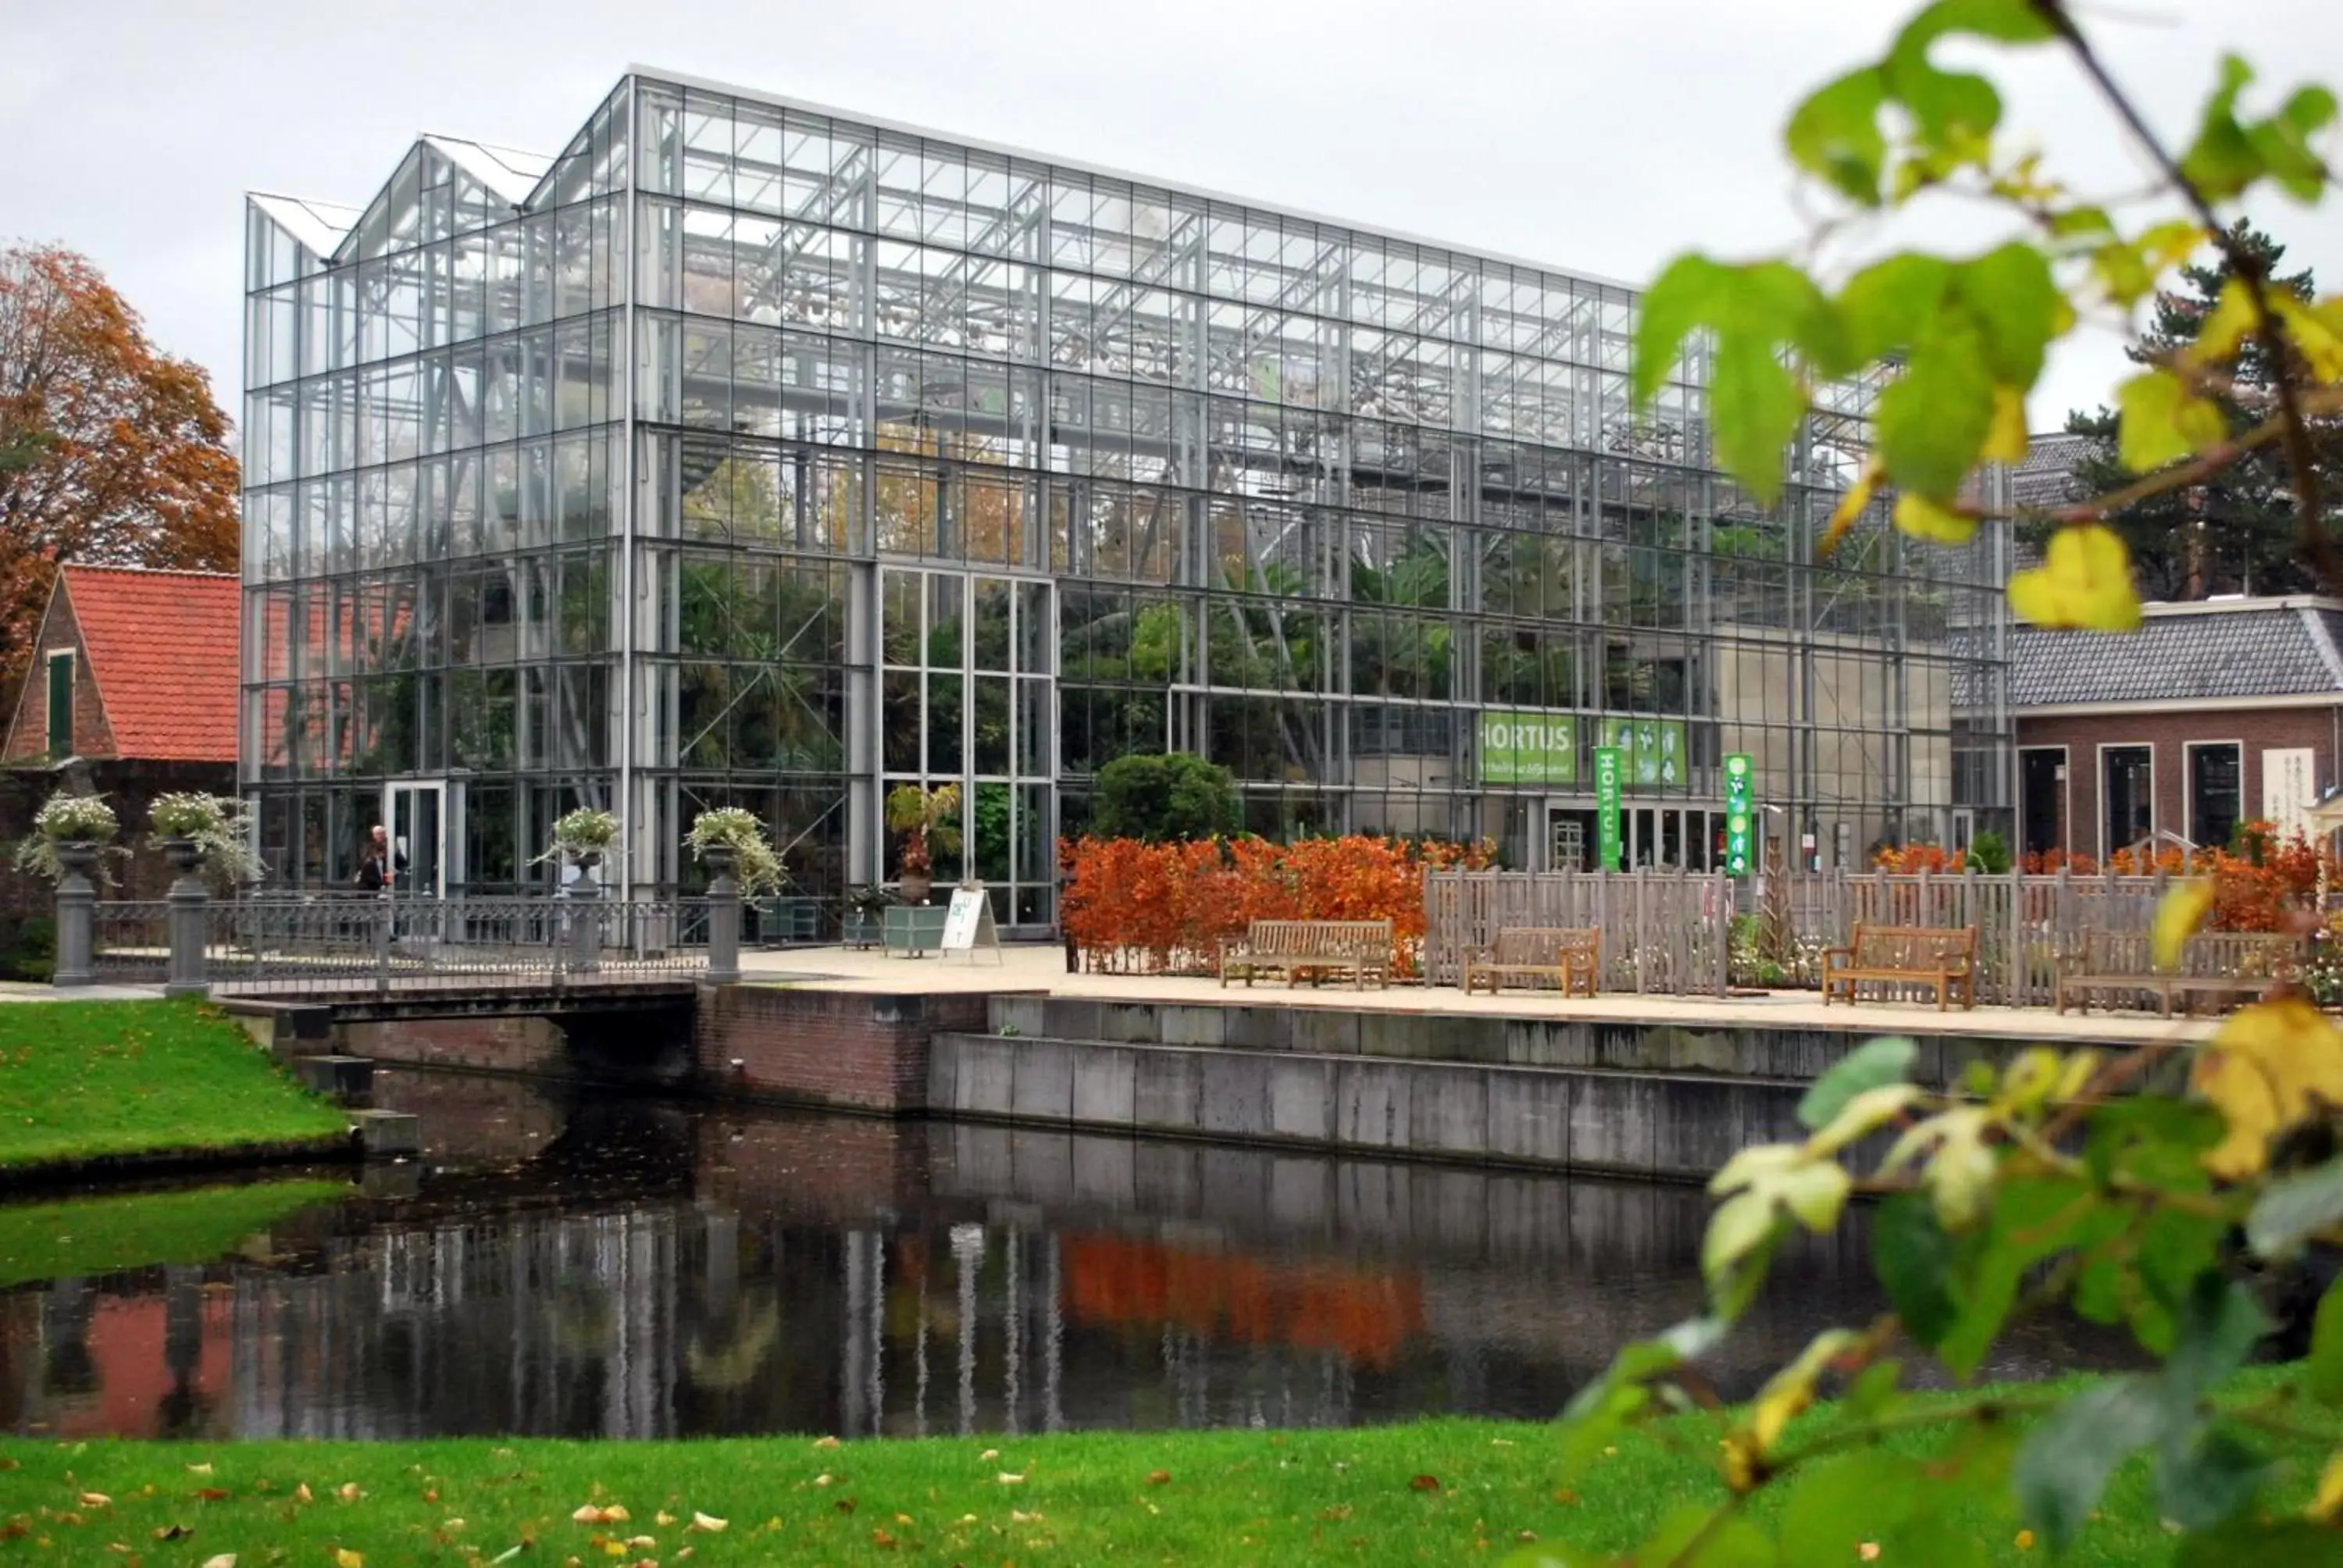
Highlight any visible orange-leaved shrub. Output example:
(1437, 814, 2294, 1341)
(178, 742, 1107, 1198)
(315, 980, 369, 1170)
(1058, 833, 1492, 976)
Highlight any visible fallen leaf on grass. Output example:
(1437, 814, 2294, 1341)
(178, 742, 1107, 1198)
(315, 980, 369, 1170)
(1146, 1470, 1170, 1486)
(979, 1449, 999, 1462)
(337, 1483, 362, 1502)
(814, 1436, 840, 1450)
(152, 1525, 192, 1541)
(1860, 1547, 1881, 1563)
(687, 1513, 726, 1533)
(294, 1484, 313, 1504)
(1408, 1475, 1441, 1493)
(79, 1493, 112, 1508)
(572, 1505, 633, 1525)
(185, 1464, 213, 1477)
(996, 1473, 1025, 1486)
(655, 1513, 675, 1527)
(1011, 1510, 1044, 1525)
(870, 1527, 898, 1549)
(833, 1498, 858, 1515)
(194, 1489, 231, 1503)
(443, 1519, 465, 1531)
(1319, 1506, 1353, 1523)
(813, 1474, 833, 1488)
(335, 1551, 363, 1568)
(199, 1556, 235, 1568)
(624, 1535, 657, 1548)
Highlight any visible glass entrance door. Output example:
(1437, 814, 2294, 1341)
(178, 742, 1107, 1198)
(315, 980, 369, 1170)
(387, 780, 444, 897)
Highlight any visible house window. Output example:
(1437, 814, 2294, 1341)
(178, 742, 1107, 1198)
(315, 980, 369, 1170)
(45, 650, 73, 758)
(2103, 744, 2153, 856)
(2189, 742, 2242, 850)
(2020, 747, 2066, 857)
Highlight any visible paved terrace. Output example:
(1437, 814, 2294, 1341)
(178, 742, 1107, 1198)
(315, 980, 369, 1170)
(736, 943, 2220, 1047)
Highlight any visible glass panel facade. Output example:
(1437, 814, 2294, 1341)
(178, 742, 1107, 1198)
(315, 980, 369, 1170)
(244, 71, 2012, 907)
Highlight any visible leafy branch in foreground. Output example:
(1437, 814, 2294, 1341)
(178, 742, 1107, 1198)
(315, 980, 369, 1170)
(1632, 0, 2342, 630)
(1530, 2, 2343, 1560)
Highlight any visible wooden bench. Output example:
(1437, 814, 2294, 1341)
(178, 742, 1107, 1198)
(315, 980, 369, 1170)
(1219, 919, 1393, 989)
(1821, 924, 1977, 1011)
(2056, 929, 2299, 1017)
(1463, 926, 1602, 997)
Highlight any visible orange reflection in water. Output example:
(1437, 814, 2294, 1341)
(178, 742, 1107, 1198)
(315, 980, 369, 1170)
(1061, 1235, 1426, 1369)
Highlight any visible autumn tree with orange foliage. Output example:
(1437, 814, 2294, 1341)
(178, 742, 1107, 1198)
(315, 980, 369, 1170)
(0, 244, 239, 690)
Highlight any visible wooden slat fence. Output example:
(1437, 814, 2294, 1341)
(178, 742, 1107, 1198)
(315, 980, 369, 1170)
(1425, 868, 2175, 1004)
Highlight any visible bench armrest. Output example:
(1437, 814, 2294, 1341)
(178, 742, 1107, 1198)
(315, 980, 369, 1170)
(1821, 945, 1852, 966)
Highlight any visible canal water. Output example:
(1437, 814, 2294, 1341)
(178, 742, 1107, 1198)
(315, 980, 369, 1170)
(0, 1070, 2131, 1441)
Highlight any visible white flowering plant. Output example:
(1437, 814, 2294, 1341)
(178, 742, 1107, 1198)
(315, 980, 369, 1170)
(12, 791, 123, 885)
(539, 807, 621, 864)
(147, 791, 266, 889)
(684, 807, 786, 897)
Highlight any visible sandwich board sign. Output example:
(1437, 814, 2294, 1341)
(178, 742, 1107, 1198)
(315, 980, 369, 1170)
(941, 883, 1002, 964)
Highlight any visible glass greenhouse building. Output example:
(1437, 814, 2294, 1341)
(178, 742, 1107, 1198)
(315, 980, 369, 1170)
(240, 68, 2014, 924)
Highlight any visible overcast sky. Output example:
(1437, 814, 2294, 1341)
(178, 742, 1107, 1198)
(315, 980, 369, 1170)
(5, 0, 2341, 437)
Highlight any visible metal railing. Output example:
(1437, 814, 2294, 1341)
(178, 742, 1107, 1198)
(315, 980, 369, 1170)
(91, 900, 171, 985)
(180, 893, 715, 999)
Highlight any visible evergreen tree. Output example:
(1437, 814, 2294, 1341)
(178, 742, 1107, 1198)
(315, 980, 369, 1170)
(2027, 221, 2335, 599)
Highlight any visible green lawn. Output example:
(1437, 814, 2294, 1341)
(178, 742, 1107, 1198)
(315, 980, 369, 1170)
(0, 998, 348, 1171)
(0, 1179, 350, 1288)
(0, 1368, 2327, 1566)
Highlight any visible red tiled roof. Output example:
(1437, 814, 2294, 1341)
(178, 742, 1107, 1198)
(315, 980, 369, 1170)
(62, 565, 241, 763)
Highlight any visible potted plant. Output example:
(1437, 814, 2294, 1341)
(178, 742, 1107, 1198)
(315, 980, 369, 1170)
(539, 807, 621, 893)
(840, 883, 895, 948)
(12, 791, 123, 886)
(885, 782, 961, 905)
(684, 807, 785, 896)
(147, 791, 264, 891)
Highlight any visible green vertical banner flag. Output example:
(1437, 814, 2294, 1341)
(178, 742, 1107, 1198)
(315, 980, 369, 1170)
(1724, 752, 1754, 877)
(1593, 747, 1624, 871)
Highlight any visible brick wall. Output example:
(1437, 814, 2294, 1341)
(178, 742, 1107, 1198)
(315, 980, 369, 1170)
(695, 986, 1000, 1114)
(337, 1014, 569, 1076)
(2017, 704, 2340, 857)
(2, 582, 114, 763)
(694, 1110, 934, 1224)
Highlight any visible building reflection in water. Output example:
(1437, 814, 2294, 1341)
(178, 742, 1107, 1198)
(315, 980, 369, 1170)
(0, 1092, 2133, 1441)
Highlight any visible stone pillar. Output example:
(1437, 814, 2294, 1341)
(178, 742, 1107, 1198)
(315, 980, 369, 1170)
(52, 841, 97, 988)
(701, 845, 741, 985)
(566, 853, 602, 974)
(163, 839, 209, 999)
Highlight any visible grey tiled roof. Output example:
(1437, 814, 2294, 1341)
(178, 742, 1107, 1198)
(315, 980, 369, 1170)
(2007, 600, 2343, 707)
(2010, 430, 2104, 512)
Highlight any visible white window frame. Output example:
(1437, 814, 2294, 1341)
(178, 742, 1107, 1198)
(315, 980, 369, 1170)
(2183, 738, 2245, 849)
(2097, 740, 2156, 862)
(2019, 744, 2069, 857)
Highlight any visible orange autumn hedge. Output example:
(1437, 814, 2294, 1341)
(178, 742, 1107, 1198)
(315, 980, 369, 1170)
(1058, 834, 1492, 975)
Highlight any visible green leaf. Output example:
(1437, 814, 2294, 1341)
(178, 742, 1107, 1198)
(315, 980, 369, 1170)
(2013, 1377, 2166, 1552)
(1957, 243, 2061, 386)
(1712, 334, 1806, 506)
(2179, 55, 2264, 201)
(1831, 254, 1955, 370)
(1846, 1357, 1904, 1420)
(1786, 68, 1890, 206)
(1633, 255, 1730, 408)
(2085, 1096, 2223, 1189)
(1780, 1451, 1920, 1563)
(1940, 1178, 2120, 1377)
(2250, 84, 2341, 200)
(1877, 318, 1995, 496)
(2247, 1156, 2343, 1258)
(2308, 1277, 2343, 1406)
(2156, 1427, 2268, 1533)
(2165, 1270, 2270, 1407)
(2131, 1210, 2231, 1357)
(1898, 0, 2059, 48)
(1703, 1188, 1778, 1285)
(2178, 1521, 2343, 1567)
(2117, 369, 2226, 472)
(1798, 1035, 1920, 1129)
(1873, 1191, 1960, 1345)
(1633, 1505, 1774, 1568)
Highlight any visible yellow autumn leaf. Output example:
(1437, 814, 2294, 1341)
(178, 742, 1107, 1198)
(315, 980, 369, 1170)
(2006, 524, 2142, 631)
(1893, 493, 1979, 545)
(2183, 277, 2260, 366)
(2153, 879, 2216, 970)
(336, 1551, 364, 1568)
(690, 1513, 728, 1533)
(1821, 458, 1882, 558)
(2311, 1450, 2343, 1521)
(200, 1556, 237, 1568)
(1984, 384, 2029, 464)
(2278, 294, 2343, 383)
(2191, 1000, 2343, 1179)
(1745, 1329, 1859, 1455)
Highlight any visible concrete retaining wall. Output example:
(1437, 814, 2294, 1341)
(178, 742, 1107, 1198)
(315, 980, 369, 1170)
(930, 1030, 1815, 1181)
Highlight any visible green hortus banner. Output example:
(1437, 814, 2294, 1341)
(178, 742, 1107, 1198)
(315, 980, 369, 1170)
(1478, 710, 1578, 786)
(1599, 716, 1688, 788)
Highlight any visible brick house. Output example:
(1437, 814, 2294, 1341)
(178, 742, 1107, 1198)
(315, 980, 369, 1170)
(0, 565, 241, 940)
(2012, 595, 2343, 862)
